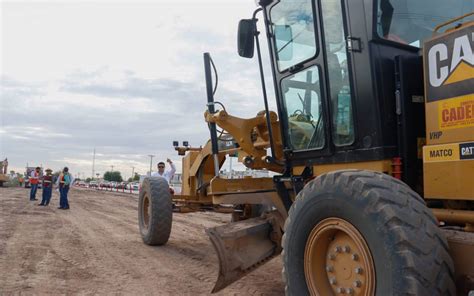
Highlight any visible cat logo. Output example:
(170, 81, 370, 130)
(460, 142, 474, 160)
(428, 32, 473, 88)
(424, 24, 474, 102)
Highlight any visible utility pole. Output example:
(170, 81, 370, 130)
(111, 165, 114, 172)
(147, 155, 155, 176)
(131, 166, 135, 180)
(92, 148, 96, 179)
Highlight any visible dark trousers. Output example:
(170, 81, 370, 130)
(40, 186, 52, 205)
(59, 186, 70, 208)
(30, 184, 38, 200)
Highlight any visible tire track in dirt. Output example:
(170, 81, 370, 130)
(1, 187, 284, 295)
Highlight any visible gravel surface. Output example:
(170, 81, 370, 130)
(0, 187, 284, 295)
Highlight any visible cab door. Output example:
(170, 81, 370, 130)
(266, 0, 357, 164)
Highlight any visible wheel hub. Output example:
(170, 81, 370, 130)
(304, 218, 375, 295)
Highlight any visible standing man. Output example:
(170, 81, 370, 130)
(58, 167, 71, 210)
(151, 158, 176, 183)
(29, 167, 41, 201)
(39, 169, 53, 206)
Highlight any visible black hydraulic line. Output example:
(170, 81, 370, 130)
(261, 7, 291, 174)
(252, 8, 276, 160)
(203, 52, 220, 176)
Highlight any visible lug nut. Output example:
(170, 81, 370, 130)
(351, 254, 359, 261)
(328, 254, 336, 260)
(326, 265, 334, 272)
(336, 287, 345, 294)
(346, 288, 354, 294)
(355, 267, 363, 274)
(353, 280, 362, 287)
(342, 245, 351, 253)
(329, 277, 337, 285)
(334, 246, 342, 253)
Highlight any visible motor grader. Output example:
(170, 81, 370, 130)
(138, 0, 474, 294)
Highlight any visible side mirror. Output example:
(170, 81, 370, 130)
(274, 25, 293, 61)
(173, 141, 179, 147)
(237, 19, 256, 58)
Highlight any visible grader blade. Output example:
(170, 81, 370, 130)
(206, 217, 280, 293)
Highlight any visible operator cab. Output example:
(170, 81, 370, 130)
(239, 0, 473, 190)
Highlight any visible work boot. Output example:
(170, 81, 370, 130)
(57, 207, 63, 209)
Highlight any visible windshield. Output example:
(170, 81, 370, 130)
(270, 0, 317, 71)
(377, 0, 474, 47)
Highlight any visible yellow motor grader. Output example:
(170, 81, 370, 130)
(0, 160, 9, 187)
(138, 0, 474, 294)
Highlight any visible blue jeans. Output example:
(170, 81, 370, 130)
(41, 186, 52, 205)
(30, 184, 38, 200)
(59, 186, 70, 208)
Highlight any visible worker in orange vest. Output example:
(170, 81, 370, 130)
(29, 167, 41, 201)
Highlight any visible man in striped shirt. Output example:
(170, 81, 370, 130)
(39, 169, 53, 206)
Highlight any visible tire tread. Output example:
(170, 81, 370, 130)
(138, 177, 172, 245)
(282, 170, 455, 296)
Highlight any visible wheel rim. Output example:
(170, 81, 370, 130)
(142, 194, 150, 230)
(304, 218, 375, 296)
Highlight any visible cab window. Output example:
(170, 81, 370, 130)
(321, 0, 355, 146)
(270, 0, 318, 71)
(377, 0, 474, 48)
(281, 66, 325, 150)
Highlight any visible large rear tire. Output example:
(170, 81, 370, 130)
(138, 177, 172, 245)
(282, 170, 455, 296)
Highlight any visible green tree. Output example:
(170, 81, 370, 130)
(86, 177, 92, 182)
(133, 172, 140, 181)
(103, 171, 123, 182)
(128, 173, 140, 182)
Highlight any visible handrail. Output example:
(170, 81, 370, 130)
(434, 11, 474, 34)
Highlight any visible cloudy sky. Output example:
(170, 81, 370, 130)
(1, 0, 277, 179)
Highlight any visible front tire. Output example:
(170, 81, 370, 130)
(138, 177, 172, 245)
(282, 170, 455, 296)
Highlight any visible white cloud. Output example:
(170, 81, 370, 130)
(1, 0, 277, 178)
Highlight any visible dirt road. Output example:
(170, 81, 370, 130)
(0, 187, 284, 295)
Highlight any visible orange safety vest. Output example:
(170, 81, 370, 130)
(30, 171, 39, 185)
